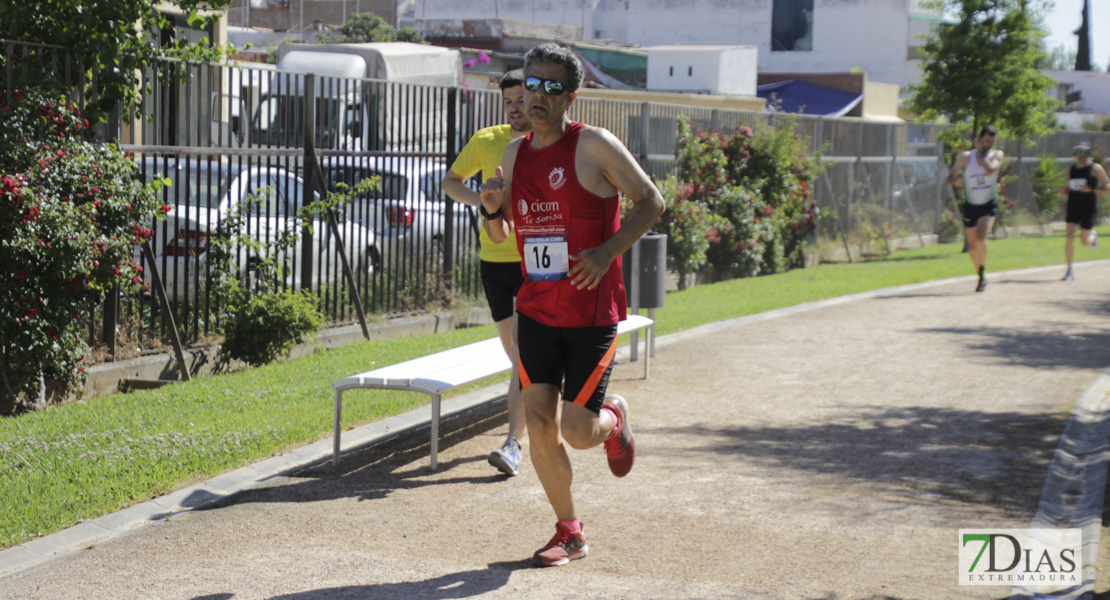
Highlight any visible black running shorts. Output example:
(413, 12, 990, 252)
(480, 260, 524, 322)
(961, 199, 999, 228)
(1066, 196, 1097, 231)
(516, 312, 617, 414)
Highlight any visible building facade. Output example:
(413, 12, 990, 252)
(644, 46, 758, 96)
(412, 0, 942, 89)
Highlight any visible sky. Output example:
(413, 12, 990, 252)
(1041, 0, 1109, 70)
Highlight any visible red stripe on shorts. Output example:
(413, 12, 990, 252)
(572, 337, 617, 407)
(519, 358, 532, 388)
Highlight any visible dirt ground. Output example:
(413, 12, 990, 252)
(3, 262, 1110, 599)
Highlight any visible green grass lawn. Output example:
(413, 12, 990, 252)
(0, 230, 1098, 550)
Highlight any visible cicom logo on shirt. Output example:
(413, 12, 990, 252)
(548, 167, 566, 190)
(517, 198, 529, 217)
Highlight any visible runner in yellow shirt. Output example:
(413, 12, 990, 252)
(442, 70, 531, 475)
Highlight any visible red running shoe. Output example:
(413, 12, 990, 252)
(533, 522, 588, 567)
(602, 394, 635, 477)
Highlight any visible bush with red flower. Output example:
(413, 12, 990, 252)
(671, 114, 820, 281)
(722, 117, 821, 272)
(640, 178, 718, 289)
(0, 88, 164, 414)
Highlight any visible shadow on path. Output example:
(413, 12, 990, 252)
(655, 405, 1068, 519)
(197, 405, 511, 510)
(919, 323, 1110, 371)
(190, 562, 525, 600)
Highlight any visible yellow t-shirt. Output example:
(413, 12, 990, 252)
(449, 124, 521, 263)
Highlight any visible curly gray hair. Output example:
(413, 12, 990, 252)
(523, 43, 585, 93)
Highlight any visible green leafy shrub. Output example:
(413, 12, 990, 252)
(994, 194, 1017, 232)
(1031, 152, 1064, 223)
(0, 88, 163, 413)
(937, 210, 962, 243)
(210, 178, 382, 369)
(208, 189, 319, 369)
(219, 286, 323, 368)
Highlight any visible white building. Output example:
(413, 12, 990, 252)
(412, 0, 943, 89)
(644, 45, 758, 96)
(1047, 70, 1110, 130)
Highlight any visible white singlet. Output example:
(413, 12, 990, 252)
(964, 149, 999, 206)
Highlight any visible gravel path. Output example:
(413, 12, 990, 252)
(3, 262, 1110, 599)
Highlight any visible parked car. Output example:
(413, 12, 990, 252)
(319, 156, 480, 268)
(139, 157, 380, 302)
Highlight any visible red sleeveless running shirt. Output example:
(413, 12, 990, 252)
(510, 121, 627, 328)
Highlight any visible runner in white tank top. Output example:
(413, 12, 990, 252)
(947, 125, 1005, 292)
(963, 148, 1000, 205)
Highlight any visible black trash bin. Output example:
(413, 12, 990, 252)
(622, 232, 666, 310)
(621, 233, 666, 361)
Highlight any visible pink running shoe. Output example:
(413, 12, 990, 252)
(533, 522, 588, 567)
(602, 395, 635, 477)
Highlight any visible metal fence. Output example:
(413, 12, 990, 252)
(6, 37, 1110, 360)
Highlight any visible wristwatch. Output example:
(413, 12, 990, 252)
(480, 204, 503, 220)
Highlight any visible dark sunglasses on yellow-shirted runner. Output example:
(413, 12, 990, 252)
(524, 76, 566, 95)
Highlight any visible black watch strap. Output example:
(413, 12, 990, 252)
(480, 204, 504, 220)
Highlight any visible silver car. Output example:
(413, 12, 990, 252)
(140, 158, 380, 302)
(319, 156, 480, 269)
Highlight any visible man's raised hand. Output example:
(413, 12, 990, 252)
(480, 165, 508, 216)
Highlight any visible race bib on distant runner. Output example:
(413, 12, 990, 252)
(1069, 178, 1087, 192)
(523, 235, 569, 281)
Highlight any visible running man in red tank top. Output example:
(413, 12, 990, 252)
(480, 42, 665, 567)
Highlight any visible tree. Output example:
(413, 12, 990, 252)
(1074, 0, 1091, 71)
(0, 0, 234, 123)
(906, 0, 1060, 141)
(323, 13, 427, 44)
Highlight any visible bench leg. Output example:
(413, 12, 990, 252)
(333, 389, 343, 467)
(644, 326, 651, 379)
(430, 392, 441, 471)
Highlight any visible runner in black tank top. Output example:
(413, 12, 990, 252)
(1062, 143, 1110, 281)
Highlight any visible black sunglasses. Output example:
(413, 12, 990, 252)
(524, 76, 566, 96)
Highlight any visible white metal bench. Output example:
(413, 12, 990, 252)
(330, 314, 655, 469)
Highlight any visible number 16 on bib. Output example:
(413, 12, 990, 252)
(523, 235, 570, 281)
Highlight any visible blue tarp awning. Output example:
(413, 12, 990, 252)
(756, 79, 862, 117)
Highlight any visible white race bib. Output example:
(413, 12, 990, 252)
(523, 235, 569, 281)
(1069, 178, 1088, 192)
